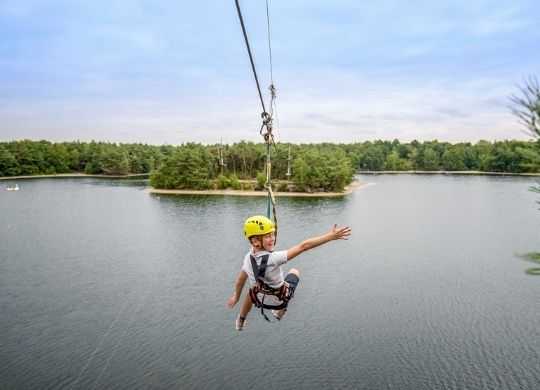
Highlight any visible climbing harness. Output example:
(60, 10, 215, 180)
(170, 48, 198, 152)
(248, 254, 296, 322)
(234, 0, 278, 237)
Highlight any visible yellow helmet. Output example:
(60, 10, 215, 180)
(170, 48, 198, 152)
(244, 215, 275, 239)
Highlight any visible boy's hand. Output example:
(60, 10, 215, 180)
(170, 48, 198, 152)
(227, 294, 239, 308)
(329, 224, 351, 240)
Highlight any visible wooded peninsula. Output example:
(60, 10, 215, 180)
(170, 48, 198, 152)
(1, 139, 539, 192)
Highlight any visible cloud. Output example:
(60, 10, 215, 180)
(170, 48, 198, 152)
(0, 0, 538, 144)
(0, 1, 43, 18)
(469, 6, 530, 36)
(0, 63, 527, 144)
(434, 108, 471, 119)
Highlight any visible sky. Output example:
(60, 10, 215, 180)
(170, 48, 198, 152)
(0, 0, 539, 145)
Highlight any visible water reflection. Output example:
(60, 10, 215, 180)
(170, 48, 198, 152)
(88, 178, 150, 187)
(520, 252, 540, 275)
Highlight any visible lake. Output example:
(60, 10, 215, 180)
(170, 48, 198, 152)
(1, 175, 539, 389)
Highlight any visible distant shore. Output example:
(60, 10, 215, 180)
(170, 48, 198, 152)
(3, 170, 539, 182)
(3, 170, 538, 196)
(0, 173, 150, 181)
(0, 173, 364, 197)
(147, 181, 365, 198)
(357, 170, 540, 176)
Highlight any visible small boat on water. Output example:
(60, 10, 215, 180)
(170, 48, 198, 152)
(6, 184, 19, 191)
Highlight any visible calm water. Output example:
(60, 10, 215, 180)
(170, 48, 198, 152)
(1, 175, 539, 390)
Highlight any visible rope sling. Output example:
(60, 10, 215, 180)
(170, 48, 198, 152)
(235, 0, 290, 321)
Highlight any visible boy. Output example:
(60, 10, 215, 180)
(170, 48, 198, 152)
(227, 215, 351, 330)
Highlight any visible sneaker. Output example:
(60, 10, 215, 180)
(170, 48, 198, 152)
(271, 309, 286, 321)
(235, 316, 247, 331)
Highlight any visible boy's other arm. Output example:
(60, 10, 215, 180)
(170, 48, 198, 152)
(286, 224, 351, 262)
(227, 270, 248, 308)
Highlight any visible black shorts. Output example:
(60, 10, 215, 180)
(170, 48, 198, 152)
(284, 273, 300, 288)
(284, 273, 300, 300)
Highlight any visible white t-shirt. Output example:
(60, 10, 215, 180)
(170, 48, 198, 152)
(241, 250, 288, 288)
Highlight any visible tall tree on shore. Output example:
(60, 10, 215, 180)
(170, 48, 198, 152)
(511, 76, 540, 204)
(510, 77, 540, 140)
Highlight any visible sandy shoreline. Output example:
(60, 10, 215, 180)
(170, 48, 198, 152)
(147, 181, 365, 198)
(0, 173, 149, 181)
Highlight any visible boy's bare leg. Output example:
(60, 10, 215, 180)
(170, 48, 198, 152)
(239, 294, 253, 318)
(274, 268, 300, 319)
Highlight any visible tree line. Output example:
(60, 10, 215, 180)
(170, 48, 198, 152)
(1, 139, 540, 192)
(0, 140, 168, 176)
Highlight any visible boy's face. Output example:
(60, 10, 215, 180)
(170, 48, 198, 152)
(251, 231, 275, 252)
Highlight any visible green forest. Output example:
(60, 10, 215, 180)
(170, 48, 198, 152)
(1, 139, 540, 192)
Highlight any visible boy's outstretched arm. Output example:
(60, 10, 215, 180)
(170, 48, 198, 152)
(287, 224, 351, 261)
(227, 270, 248, 308)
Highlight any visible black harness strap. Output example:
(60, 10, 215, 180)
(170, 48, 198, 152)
(249, 254, 290, 322)
(250, 254, 270, 321)
(250, 254, 269, 282)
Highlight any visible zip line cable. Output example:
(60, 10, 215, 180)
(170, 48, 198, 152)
(265, 0, 273, 85)
(264, 0, 277, 129)
(234, 0, 278, 236)
(265, 0, 278, 138)
(234, 0, 267, 116)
